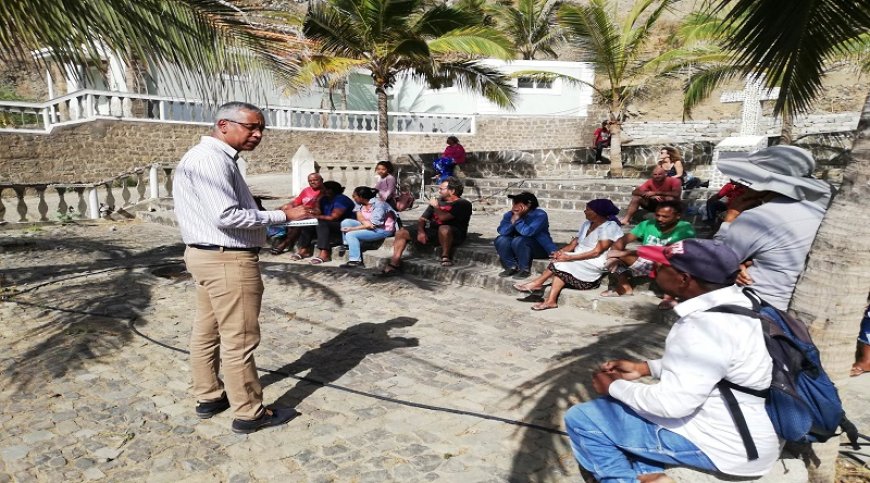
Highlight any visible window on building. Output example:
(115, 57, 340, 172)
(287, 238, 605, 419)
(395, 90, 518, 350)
(517, 76, 554, 89)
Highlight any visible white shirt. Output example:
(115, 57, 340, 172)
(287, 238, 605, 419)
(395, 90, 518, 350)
(173, 136, 286, 247)
(608, 285, 781, 476)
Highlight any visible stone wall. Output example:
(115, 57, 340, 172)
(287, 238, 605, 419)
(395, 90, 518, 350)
(0, 115, 588, 183)
(0, 111, 860, 184)
(437, 142, 716, 181)
(622, 113, 860, 141)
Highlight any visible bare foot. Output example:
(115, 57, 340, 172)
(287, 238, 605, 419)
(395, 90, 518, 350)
(531, 302, 558, 311)
(851, 361, 870, 377)
(514, 282, 543, 292)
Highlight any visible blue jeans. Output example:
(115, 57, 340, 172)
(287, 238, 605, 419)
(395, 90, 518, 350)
(564, 398, 718, 483)
(859, 306, 870, 345)
(494, 235, 549, 271)
(340, 219, 392, 261)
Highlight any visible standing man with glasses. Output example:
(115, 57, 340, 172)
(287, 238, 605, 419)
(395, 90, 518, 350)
(174, 101, 299, 434)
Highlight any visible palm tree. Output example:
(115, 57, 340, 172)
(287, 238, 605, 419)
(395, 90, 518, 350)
(302, 0, 518, 160)
(0, 0, 304, 101)
(710, 1, 870, 481)
(488, 0, 565, 60)
(557, 0, 678, 177)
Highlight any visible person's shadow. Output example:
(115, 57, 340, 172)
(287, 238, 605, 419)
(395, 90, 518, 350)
(261, 317, 419, 407)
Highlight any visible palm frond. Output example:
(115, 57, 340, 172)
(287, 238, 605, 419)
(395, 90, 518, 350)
(712, 0, 870, 115)
(426, 27, 514, 60)
(0, 0, 304, 101)
(291, 54, 366, 86)
(682, 64, 741, 118)
(430, 60, 517, 108)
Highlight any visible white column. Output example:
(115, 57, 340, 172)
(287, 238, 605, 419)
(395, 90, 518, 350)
(64, 64, 82, 120)
(149, 165, 160, 199)
(87, 187, 100, 219)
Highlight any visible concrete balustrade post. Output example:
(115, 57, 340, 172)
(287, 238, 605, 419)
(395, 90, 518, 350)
(87, 187, 99, 219)
(36, 185, 49, 221)
(150, 165, 160, 199)
(13, 186, 28, 222)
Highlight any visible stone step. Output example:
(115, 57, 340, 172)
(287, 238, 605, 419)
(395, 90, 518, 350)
(461, 177, 639, 191)
(354, 246, 665, 320)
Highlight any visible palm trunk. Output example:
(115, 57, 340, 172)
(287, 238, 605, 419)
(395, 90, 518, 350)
(789, 94, 870, 482)
(608, 116, 623, 177)
(376, 84, 390, 160)
(778, 108, 794, 145)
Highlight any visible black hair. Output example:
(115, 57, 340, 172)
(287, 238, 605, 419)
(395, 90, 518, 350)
(322, 181, 344, 195)
(655, 199, 683, 214)
(446, 136, 459, 145)
(443, 176, 463, 196)
(353, 186, 378, 200)
(376, 160, 394, 174)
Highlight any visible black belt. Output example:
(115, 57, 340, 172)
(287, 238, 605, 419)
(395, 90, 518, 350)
(188, 244, 260, 253)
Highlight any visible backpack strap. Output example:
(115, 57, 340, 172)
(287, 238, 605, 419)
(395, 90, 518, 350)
(707, 304, 770, 462)
(717, 383, 760, 461)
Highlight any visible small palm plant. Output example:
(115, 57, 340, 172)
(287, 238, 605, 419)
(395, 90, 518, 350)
(558, 0, 678, 176)
(488, 0, 565, 60)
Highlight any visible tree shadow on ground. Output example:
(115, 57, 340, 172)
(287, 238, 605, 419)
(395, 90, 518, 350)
(504, 320, 670, 482)
(261, 317, 419, 408)
(262, 260, 442, 292)
(1, 235, 186, 390)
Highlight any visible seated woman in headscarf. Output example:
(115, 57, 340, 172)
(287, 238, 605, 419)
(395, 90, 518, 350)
(514, 199, 623, 311)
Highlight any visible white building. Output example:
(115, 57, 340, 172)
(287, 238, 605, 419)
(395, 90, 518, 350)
(43, 50, 596, 119)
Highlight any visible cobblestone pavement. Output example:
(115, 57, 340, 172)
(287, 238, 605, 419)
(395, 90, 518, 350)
(2, 221, 868, 482)
(0, 220, 670, 482)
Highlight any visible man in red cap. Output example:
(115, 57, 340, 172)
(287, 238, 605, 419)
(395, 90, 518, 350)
(564, 239, 779, 482)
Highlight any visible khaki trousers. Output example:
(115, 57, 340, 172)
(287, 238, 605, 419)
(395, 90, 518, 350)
(184, 247, 265, 420)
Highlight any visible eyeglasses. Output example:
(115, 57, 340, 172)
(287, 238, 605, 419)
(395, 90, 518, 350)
(223, 119, 266, 132)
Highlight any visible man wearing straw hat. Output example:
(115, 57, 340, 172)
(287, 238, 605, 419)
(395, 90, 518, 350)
(713, 145, 833, 310)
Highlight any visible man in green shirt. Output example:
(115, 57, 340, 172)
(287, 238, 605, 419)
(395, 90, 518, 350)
(603, 200, 695, 300)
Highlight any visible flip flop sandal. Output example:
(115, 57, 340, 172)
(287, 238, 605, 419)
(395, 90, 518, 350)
(531, 303, 558, 311)
(440, 256, 454, 267)
(600, 290, 633, 297)
(269, 247, 285, 255)
(309, 257, 327, 265)
(288, 253, 304, 261)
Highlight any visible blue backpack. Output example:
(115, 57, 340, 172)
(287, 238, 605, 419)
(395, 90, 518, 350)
(709, 289, 859, 461)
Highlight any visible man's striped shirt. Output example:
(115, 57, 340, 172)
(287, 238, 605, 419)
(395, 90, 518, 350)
(173, 136, 285, 248)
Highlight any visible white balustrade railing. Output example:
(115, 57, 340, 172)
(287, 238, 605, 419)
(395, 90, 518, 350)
(0, 89, 475, 135)
(0, 164, 175, 224)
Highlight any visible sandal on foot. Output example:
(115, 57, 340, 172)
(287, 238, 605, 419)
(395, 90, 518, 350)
(440, 256, 454, 267)
(269, 247, 285, 256)
(288, 253, 304, 261)
(531, 303, 557, 311)
(513, 282, 541, 292)
(309, 257, 328, 265)
(374, 263, 402, 278)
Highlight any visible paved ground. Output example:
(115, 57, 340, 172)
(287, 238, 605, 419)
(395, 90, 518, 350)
(1, 219, 869, 482)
